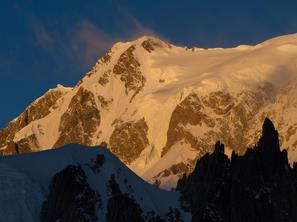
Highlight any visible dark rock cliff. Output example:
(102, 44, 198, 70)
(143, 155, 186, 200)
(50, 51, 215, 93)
(106, 174, 144, 222)
(177, 118, 297, 222)
(40, 164, 101, 222)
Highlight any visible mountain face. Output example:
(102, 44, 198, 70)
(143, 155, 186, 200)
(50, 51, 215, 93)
(177, 118, 297, 222)
(2, 34, 297, 188)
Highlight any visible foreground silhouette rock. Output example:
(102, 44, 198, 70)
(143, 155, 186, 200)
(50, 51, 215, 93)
(177, 118, 297, 222)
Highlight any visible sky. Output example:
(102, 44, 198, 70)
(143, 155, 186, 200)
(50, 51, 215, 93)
(1, 0, 297, 127)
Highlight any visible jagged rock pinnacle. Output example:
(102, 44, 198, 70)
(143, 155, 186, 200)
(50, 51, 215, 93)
(214, 141, 225, 154)
(262, 117, 277, 138)
(259, 117, 280, 154)
(177, 118, 297, 222)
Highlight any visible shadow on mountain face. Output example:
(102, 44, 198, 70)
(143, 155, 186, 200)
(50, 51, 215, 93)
(177, 118, 297, 222)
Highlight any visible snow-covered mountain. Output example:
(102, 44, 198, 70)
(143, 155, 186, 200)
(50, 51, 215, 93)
(1, 33, 297, 188)
(0, 144, 189, 221)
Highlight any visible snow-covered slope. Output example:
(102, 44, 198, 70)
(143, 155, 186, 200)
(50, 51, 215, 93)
(0, 144, 189, 221)
(2, 33, 297, 189)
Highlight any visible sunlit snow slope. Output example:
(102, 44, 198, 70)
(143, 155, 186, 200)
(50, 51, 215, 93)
(1, 33, 297, 188)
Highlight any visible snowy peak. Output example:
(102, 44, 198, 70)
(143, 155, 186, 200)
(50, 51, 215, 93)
(2, 33, 297, 189)
(111, 35, 171, 52)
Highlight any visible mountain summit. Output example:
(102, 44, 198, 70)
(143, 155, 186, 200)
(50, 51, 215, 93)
(2, 34, 297, 188)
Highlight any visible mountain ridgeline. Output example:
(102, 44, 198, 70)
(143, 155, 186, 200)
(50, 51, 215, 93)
(2, 34, 297, 189)
(177, 118, 297, 222)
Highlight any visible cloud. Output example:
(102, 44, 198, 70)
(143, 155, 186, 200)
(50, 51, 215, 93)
(33, 22, 61, 56)
(74, 20, 115, 64)
(33, 19, 116, 67)
(32, 8, 158, 70)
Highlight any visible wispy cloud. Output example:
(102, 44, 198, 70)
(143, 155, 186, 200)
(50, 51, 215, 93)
(33, 19, 115, 67)
(32, 7, 158, 70)
(73, 20, 115, 64)
(33, 21, 60, 56)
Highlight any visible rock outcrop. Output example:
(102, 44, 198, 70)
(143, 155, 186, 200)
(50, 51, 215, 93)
(113, 45, 145, 99)
(106, 174, 144, 222)
(40, 164, 100, 222)
(54, 87, 101, 147)
(0, 86, 69, 149)
(109, 118, 149, 164)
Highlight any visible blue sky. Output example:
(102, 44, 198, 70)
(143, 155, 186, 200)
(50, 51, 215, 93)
(1, 0, 297, 127)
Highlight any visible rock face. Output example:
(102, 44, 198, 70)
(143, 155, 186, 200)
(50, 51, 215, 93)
(0, 86, 69, 152)
(113, 45, 146, 99)
(109, 118, 149, 164)
(162, 93, 215, 157)
(2, 34, 297, 189)
(54, 87, 101, 147)
(40, 164, 100, 222)
(106, 174, 144, 222)
(177, 118, 297, 222)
